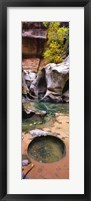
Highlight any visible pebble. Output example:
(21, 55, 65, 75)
(22, 159, 29, 166)
(22, 136, 24, 140)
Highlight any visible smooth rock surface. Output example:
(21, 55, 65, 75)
(29, 129, 52, 136)
(22, 159, 29, 166)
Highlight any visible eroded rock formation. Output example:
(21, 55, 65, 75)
(41, 56, 69, 102)
(22, 56, 69, 103)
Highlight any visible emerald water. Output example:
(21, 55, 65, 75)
(28, 135, 66, 163)
(22, 102, 69, 132)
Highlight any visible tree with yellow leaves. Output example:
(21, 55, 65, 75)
(43, 22, 69, 63)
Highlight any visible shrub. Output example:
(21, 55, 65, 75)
(43, 22, 69, 63)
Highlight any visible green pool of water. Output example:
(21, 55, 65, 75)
(22, 101, 69, 132)
(28, 135, 66, 163)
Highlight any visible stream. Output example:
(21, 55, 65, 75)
(22, 101, 69, 133)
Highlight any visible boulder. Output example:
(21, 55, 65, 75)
(41, 56, 69, 102)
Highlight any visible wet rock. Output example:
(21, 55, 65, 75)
(40, 96, 51, 102)
(35, 110, 47, 116)
(22, 23, 47, 58)
(22, 105, 35, 119)
(22, 103, 47, 119)
(62, 90, 69, 103)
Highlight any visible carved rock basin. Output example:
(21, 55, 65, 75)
(27, 135, 66, 163)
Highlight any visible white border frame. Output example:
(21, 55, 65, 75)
(7, 7, 84, 194)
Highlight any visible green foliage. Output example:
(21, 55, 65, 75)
(43, 22, 69, 63)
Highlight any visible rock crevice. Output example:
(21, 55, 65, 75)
(22, 56, 69, 103)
